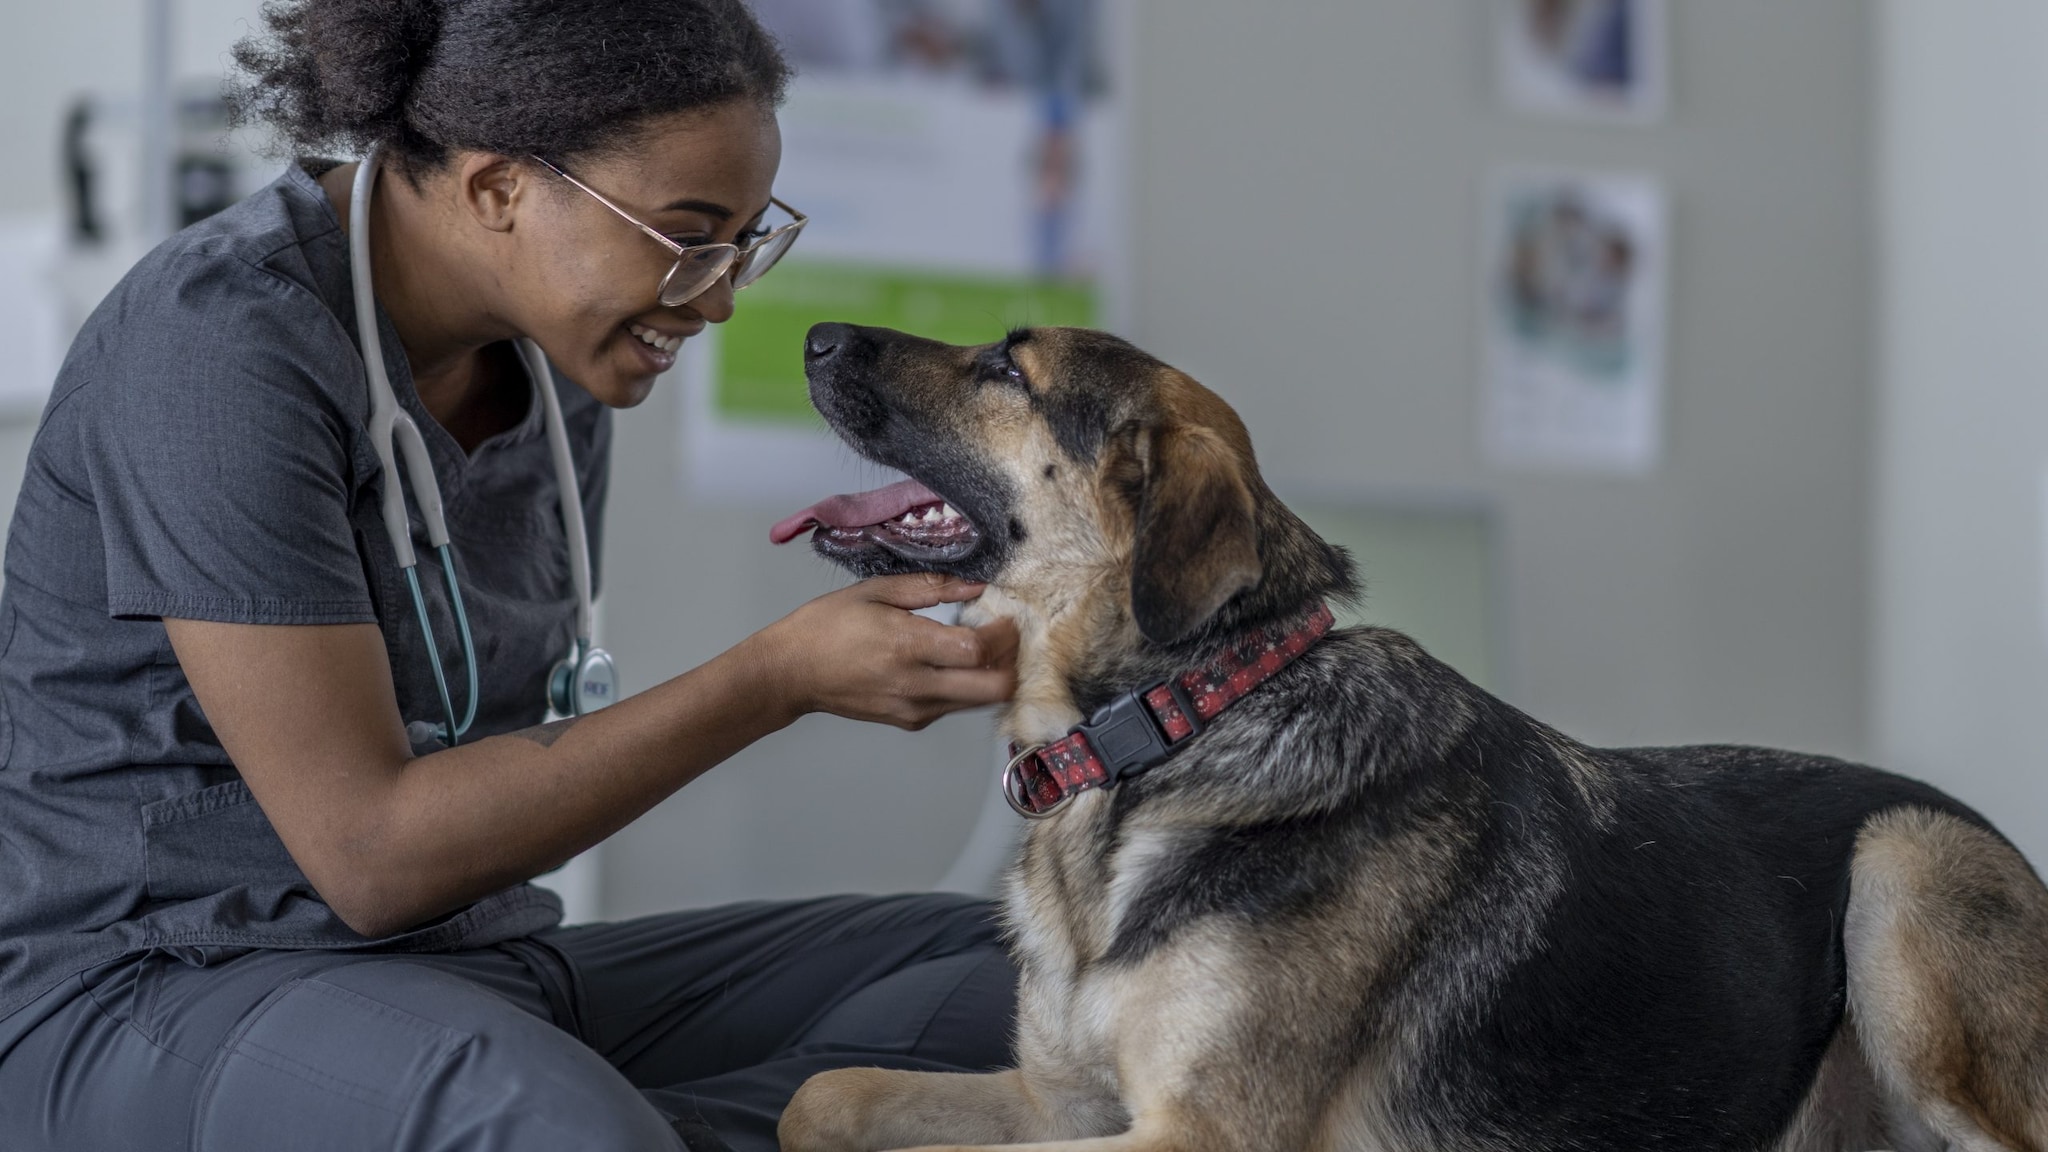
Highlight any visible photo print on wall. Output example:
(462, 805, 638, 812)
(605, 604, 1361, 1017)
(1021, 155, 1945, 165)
(1482, 168, 1668, 474)
(1497, 0, 1668, 123)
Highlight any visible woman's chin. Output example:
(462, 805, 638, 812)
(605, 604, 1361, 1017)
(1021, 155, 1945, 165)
(586, 370, 660, 409)
(575, 348, 674, 408)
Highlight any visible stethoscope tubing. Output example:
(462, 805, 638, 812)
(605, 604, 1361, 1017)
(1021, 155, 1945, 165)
(350, 144, 600, 743)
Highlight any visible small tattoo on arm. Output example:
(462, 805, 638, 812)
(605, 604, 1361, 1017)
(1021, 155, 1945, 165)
(511, 717, 581, 748)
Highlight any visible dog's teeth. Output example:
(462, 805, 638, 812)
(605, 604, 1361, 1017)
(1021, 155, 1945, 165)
(899, 512, 918, 525)
(921, 507, 941, 523)
(941, 504, 960, 520)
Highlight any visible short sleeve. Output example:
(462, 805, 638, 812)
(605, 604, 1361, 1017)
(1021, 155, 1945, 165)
(81, 251, 378, 624)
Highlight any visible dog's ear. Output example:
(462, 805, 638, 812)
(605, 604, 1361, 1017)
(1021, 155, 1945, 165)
(1128, 423, 1262, 645)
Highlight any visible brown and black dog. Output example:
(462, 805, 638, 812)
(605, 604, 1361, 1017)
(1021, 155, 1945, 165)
(774, 322, 2048, 1152)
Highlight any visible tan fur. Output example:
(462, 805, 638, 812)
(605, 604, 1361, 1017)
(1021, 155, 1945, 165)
(1845, 808, 2048, 1152)
(953, 345, 1132, 745)
(1125, 422, 1261, 644)
(1767, 1020, 1912, 1152)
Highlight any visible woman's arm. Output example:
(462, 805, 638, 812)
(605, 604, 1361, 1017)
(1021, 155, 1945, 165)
(166, 573, 1016, 939)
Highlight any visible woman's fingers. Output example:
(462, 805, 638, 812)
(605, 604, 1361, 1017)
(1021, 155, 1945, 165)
(904, 615, 1020, 671)
(915, 666, 1018, 709)
(973, 617, 1020, 669)
(860, 572, 987, 612)
(766, 574, 1016, 726)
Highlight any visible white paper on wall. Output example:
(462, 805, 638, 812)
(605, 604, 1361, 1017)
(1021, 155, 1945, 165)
(1481, 169, 1668, 474)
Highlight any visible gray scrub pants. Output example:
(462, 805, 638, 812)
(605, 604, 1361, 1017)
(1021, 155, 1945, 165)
(0, 893, 1015, 1151)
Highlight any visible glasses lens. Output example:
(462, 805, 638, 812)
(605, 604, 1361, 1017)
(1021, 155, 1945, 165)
(731, 226, 800, 290)
(658, 245, 737, 307)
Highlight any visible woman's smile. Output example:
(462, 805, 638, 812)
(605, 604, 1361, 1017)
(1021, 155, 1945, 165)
(622, 317, 704, 375)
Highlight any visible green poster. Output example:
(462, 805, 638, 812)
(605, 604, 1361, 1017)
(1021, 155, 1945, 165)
(714, 260, 1098, 424)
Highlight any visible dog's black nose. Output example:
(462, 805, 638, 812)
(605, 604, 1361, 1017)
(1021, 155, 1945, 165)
(806, 322, 854, 362)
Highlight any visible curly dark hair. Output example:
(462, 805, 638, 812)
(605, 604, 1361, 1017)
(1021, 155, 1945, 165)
(229, 0, 791, 176)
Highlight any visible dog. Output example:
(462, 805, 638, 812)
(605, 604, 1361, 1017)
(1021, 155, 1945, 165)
(770, 322, 2048, 1151)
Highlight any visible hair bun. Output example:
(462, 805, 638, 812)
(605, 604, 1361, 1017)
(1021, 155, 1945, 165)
(230, 0, 445, 157)
(303, 0, 442, 144)
(233, 0, 790, 173)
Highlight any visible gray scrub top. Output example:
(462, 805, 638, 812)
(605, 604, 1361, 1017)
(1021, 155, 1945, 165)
(0, 161, 612, 1023)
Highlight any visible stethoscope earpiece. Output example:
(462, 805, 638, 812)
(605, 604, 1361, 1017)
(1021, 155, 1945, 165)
(353, 144, 618, 743)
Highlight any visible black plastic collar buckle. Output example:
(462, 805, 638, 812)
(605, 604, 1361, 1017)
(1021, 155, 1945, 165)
(1076, 679, 1204, 785)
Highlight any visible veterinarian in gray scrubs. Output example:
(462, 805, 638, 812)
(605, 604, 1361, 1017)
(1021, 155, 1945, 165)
(0, 3, 1020, 1149)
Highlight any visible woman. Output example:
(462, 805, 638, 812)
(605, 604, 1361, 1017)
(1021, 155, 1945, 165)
(0, 1, 1020, 1149)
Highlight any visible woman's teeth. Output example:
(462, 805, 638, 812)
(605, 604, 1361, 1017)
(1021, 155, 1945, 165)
(629, 323, 683, 353)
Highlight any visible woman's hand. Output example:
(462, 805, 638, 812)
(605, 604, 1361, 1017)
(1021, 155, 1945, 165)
(751, 574, 1020, 730)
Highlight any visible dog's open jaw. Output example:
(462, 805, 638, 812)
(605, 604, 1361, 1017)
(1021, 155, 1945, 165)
(772, 483, 1105, 747)
(770, 477, 984, 565)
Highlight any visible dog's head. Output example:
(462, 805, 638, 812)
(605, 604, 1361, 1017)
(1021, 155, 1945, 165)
(774, 323, 1355, 724)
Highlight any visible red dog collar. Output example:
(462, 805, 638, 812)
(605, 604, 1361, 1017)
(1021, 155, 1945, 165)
(1002, 604, 1337, 818)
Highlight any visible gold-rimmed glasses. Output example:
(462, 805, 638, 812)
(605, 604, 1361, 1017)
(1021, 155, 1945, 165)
(529, 154, 806, 307)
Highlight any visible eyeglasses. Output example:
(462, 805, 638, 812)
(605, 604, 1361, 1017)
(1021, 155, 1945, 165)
(529, 155, 806, 307)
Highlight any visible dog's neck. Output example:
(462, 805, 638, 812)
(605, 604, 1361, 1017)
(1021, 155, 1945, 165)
(966, 497, 1357, 747)
(971, 592, 1340, 749)
(966, 583, 1119, 746)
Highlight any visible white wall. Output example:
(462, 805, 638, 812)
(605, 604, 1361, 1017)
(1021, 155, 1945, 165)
(0, 0, 265, 218)
(1874, 0, 2048, 868)
(1124, 0, 1876, 755)
(1, 1, 1944, 916)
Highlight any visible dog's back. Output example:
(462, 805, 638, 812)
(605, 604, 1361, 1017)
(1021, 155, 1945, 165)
(1394, 722, 2011, 1150)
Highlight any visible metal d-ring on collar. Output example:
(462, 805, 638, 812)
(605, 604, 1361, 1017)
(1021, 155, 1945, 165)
(1000, 676, 1203, 820)
(1002, 742, 1062, 818)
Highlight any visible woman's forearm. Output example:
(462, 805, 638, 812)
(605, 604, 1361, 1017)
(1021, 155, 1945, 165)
(168, 577, 1009, 941)
(339, 633, 800, 937)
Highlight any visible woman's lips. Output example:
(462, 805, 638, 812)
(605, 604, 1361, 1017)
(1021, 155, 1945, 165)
(622, 320, 702, 374)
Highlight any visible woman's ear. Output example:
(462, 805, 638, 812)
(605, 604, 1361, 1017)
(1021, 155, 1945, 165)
(454, 154, 525, 234)
(1129, 423, 1262, 645)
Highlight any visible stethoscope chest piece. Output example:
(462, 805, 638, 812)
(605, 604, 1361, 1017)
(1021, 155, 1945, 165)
(550, 643, 618, 718)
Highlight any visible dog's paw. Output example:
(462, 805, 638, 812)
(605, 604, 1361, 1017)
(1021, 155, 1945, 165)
(779, 1068, 889, 1152)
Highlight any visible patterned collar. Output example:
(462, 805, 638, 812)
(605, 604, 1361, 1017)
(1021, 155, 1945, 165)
(1002, 604, 1338, 817)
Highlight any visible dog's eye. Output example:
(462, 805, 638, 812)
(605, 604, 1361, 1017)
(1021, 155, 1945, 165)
(984, 353, 1029, 390)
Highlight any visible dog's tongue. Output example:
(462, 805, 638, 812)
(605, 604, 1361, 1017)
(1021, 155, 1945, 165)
(770, 478, 944, 544)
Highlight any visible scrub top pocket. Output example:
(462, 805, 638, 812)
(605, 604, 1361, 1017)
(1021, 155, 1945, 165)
(141, 779, 311, 904)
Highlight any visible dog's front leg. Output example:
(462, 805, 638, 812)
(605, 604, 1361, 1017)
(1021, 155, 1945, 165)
(778, 1068, 1125, 1152)
(886, 1123, 1256, 1152)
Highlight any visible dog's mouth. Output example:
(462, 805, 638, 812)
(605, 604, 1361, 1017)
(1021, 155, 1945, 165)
(769, 478, 983, 565)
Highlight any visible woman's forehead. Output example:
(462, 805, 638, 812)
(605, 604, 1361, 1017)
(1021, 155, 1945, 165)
(604, 104, 783, 218)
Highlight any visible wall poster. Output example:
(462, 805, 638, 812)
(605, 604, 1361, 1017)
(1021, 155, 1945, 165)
(685, 0, 1130, 503)
(1483, 168, 1668, 474)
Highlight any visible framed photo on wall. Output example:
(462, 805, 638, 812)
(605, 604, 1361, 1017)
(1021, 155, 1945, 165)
(1496, 0, 1668, 123)
(1482, 168, 1668, 474)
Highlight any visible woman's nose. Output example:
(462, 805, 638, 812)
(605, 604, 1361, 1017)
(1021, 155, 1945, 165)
(678, 273, 737, 323)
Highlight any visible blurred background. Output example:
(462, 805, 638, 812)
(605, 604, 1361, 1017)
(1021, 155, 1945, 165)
(0, 0, 2041, 920)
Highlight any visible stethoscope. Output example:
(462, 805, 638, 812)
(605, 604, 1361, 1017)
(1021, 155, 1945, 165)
(349, 145, 617, 745)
